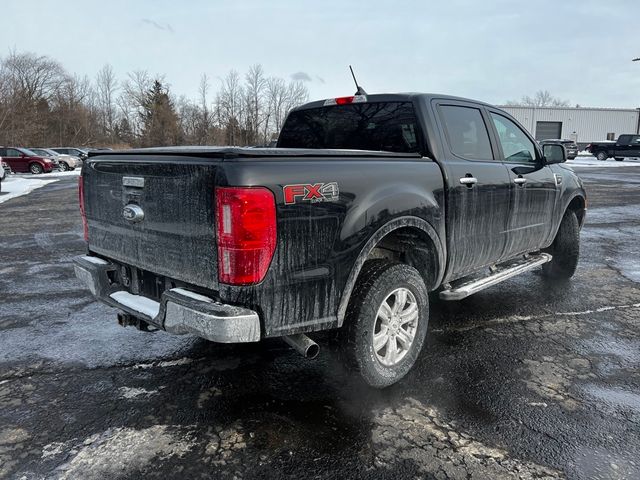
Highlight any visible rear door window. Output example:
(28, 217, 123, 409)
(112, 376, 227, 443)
(277, 102, 422, 153)
(439, 105, 494, 160)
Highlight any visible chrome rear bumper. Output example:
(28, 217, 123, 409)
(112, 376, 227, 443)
(73, 255, 261, 343)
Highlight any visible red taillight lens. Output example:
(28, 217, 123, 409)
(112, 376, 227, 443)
(78, 175, 88, 241)
(215, 187, 276, 285)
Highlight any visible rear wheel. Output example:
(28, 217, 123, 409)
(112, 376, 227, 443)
(543, 211, 580, 279)
(29, 163, 43, 174)
(596, 151, 608, 161)
(340, 260, 429, 388)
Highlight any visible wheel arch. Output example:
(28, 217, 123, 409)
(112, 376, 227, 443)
(565, 193, 586, 228)
(337, 216, 445, 325)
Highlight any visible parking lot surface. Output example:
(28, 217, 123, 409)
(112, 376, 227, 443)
(0, 163, 639, 479)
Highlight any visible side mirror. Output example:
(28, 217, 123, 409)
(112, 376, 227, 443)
(543, 144, 566, 164)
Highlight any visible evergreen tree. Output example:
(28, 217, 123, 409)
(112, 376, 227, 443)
(139, 80, 181, 146)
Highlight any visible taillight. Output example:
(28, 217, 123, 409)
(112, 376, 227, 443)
(78, 175, 88, 241)
(215, 187, 276, 285)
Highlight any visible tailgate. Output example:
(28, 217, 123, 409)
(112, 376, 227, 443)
(83, 156, 221, 290)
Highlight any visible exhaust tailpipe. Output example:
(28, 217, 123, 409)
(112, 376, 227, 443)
(283, 334, 319, 359)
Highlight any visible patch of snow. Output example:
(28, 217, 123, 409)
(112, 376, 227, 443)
(568, 157, 640, 168)
(109, 291, 160, 318)
(0, 176, 58, 204)
(54, 426, 195, 479)
(171, 287, 213, 303)
(42, 441, 68, 459)
(133, 357, 196, 369)
(47, 169, 81, 178)
(118, 386, 158, 399)
(81, 255, 109, 265)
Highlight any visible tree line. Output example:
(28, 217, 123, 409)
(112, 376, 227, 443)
(0, 51, 310, 148)
(505, 90, 571, 107)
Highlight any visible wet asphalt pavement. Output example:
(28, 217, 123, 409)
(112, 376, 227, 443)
(0, 164, 639, 480)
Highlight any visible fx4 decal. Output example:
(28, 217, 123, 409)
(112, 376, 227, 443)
(283, 182, 340, 205)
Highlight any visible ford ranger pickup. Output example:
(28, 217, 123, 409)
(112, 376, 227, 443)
(74, 93, 586, 387)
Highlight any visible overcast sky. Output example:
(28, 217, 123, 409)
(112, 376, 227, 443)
(2, 0, 639, 107)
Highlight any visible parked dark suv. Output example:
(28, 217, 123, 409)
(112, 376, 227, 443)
(0, 147, 57, 174)
(539, 139, 579, 160)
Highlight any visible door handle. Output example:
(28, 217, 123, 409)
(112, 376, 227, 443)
(513, 177, 527, 185)
(459, 176, 478, 185)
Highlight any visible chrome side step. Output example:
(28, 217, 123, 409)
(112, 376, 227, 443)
(439, 253, 552, 301)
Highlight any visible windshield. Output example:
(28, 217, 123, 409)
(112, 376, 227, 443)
(31, 149, 51, 156)
(277, 101, 422, 153)
(20, 148, 39, 156)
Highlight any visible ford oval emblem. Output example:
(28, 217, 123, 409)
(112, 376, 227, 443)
(122, 204, 144, 223)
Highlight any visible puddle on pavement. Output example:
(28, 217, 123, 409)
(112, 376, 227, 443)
(573, 445, 640, 480)
(582, 384, 640, 412)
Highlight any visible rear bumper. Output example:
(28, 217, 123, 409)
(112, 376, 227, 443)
(73, 255, 261, 343)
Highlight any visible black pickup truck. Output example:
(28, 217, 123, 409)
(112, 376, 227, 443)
(74, 93, 586, 387)
(586, 134, 640, 161)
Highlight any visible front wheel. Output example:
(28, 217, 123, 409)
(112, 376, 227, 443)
(340, 260, 429, 388)
(29, 163, 44, 174)
(59, 162, 69, 171)
(543, 211, 580, 279)
(596, 151, 608, 161)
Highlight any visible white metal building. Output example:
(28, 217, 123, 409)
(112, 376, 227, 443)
(499, 105, 640, 147)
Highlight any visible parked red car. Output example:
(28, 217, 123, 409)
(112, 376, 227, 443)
(0, 147, 56, 174)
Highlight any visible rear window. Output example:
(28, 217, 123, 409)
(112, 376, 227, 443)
(277, 102, 422, 153)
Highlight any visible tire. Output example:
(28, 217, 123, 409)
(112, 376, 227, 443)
(596, 151, 608, 161)
(615, 157, 624, 162)
(543, 211, 580, 279)
(59, 162, 69, 171)
(29, 163, 44, 174)
(339, 260, 429, 388)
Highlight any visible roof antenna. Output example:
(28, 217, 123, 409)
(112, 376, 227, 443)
(349, 65, 367, 95)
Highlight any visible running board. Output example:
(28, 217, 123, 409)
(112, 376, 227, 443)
(439, 253, 552, 301)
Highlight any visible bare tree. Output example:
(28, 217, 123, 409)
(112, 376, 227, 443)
(197, 73, 211, 144)
(506, 90, 570, 107)
(118, 70, 153, 138)
(217, 70, 243, 145)
(265, 76, 287, 139)
(243, 64, 266, 145)
(95, 64, 118, 140)
(0, 51, 67, 145)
